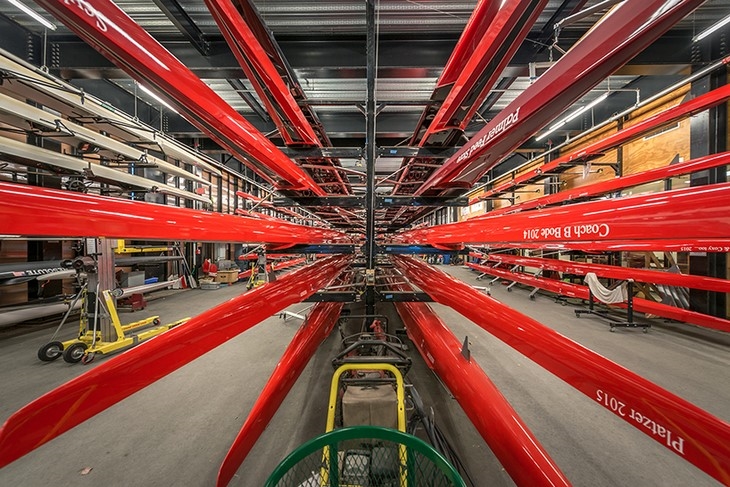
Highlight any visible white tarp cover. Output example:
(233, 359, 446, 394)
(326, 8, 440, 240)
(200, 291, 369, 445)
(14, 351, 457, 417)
(584, 272, 627, 304)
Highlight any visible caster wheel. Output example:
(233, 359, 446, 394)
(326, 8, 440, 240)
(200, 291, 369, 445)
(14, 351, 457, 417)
(38, 341, 64, 362)
(609, 327, 615, 333)
(81, 352, 96, 365)
(63, 342, 88, 363)
(153, 318, 161, 326)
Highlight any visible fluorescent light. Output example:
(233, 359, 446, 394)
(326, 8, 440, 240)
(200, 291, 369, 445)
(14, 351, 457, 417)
(5, 0, 56, 30)
(693, 13, 730, 42)
(535, 92, 609, 141)
(138, 83, 179, 114)
(564, 92, 609, 123)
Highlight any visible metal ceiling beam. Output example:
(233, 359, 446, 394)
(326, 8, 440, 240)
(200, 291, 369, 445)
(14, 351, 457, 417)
(227, 78, 270, 123)
(41, 34, 699, 81)
(556, 0, 625, 30)
(151, 0, 210, 56)
(279, 147, 363, 159)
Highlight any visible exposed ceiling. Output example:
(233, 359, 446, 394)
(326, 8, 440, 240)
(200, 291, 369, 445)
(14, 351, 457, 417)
(0, 0, 728, 232)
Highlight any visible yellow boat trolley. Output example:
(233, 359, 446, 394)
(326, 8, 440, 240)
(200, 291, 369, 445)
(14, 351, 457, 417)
(322, 362, 408, 487)
(37, 285, 188, 364)
(266, 320, 466, 486)
(265, 356, 466, 486)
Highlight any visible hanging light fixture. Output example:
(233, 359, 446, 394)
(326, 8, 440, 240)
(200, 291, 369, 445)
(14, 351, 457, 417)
(5, 0, 56, 30)
(138, 83, 179, 115)
(693, 13, 730, 42)
(535, 92, 610, 142)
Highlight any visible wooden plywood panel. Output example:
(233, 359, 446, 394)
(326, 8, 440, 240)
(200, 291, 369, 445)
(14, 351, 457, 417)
(489, 163, 547, 212)
(0, 240, 28, 306)
(624, 86, 690, 128)
(515, 182, 544, 204)
(562, 148, 619, 191)
(460, 199, 487, 220)
(560, 121, 619, 153)
(480, 84, 697, 217)
(619, 86, 691, 176)
(623, 118, 690, 175)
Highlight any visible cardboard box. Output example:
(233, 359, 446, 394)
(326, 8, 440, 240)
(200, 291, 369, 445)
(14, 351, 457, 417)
(342, 385, 397, 429)
(120, 270, 145, 288)
(215, 270, 239, 283)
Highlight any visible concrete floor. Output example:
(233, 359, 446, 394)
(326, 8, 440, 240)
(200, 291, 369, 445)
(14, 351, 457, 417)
(0, 264, 728, 486)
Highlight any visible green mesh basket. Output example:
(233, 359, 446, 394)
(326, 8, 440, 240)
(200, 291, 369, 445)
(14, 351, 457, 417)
(265, 426, 466, 487)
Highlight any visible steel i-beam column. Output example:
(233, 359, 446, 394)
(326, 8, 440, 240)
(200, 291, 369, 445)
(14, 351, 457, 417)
(97, 238, 116, 340)
(690, 62, 728, 318)
(364, 0, 377, 320)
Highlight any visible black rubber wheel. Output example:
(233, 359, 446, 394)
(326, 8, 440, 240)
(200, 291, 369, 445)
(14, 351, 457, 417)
(38, 341, 64, 362)
(62, 342, 88, 363)
(153, 318, 161, 326)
